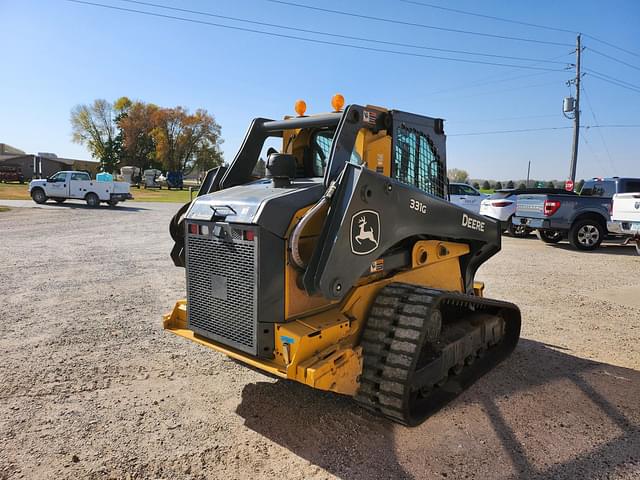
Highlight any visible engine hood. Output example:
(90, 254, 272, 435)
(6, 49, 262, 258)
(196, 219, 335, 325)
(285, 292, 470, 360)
(186, 178, 324, 237)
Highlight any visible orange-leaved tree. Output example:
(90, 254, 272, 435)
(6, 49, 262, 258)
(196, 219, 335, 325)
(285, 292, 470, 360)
(151, 107, 223, 173)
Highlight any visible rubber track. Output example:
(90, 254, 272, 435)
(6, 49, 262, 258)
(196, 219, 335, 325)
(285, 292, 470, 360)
(354, 283, 520, 426)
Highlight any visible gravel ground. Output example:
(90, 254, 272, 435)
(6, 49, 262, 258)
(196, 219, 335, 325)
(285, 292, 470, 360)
(1, 200, 639, 480)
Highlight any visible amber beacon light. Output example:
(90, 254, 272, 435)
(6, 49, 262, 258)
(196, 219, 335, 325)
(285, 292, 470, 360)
(331, 93, 345, 112)
(294, 99, 307, 116)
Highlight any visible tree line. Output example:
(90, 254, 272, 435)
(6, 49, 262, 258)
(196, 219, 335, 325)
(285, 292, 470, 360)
(447, 168, 585, 192)
(70, 97, 223, 174)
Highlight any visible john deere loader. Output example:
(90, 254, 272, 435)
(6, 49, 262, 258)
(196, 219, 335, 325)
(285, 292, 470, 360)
(164, 96, 521, 426)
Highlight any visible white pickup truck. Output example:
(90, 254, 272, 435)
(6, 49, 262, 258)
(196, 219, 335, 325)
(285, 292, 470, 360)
(28, 171, 133, 207)
(607, 192, 640, 255)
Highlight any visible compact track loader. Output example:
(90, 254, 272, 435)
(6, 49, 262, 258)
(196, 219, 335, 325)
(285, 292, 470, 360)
(164, 96, 521, 426)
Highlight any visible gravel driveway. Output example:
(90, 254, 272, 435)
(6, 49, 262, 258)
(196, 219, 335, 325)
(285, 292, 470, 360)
(1, 200, 638, 480)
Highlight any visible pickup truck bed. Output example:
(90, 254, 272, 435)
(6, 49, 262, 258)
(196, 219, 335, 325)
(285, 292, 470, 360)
(512, 177, 640, 251)
(607, 192, 640, 254)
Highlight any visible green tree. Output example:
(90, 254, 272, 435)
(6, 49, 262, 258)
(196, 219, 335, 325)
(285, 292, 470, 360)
(495, 181, 503, 190)
(472, 181, 480, 190)
(482, 180, 491, 190)
(507, 180, 515, 189)
(547, 180, 555, 188)
(447, 168, 470, 183)
(70, 99, 121, 172)
(517, 182, 527, 190)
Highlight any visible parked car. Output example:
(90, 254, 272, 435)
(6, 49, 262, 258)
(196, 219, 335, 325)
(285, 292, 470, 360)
(449, 182, 487, 213)
(607, 192, 640, 255)
(28, 170, 133, 207)
(143, 169, 163, 189)
(512, 177, 640, 251)
(480, 188, 577, 237)
(0, 165, 25, 184)
(166, 171, 184, 190)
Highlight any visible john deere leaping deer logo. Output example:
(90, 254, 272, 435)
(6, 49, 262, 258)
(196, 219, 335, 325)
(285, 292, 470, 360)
(350, 210, 380, 255)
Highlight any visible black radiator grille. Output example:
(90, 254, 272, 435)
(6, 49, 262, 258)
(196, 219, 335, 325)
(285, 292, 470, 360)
(186, 229, 257, 355)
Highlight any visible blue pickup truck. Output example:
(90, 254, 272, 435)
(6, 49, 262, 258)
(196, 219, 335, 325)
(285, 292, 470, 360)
(512, 177, 640, 251)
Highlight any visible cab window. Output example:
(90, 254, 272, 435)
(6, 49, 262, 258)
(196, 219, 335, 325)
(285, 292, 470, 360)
(393, 125, 444, 198)
(71, 172, 90, 181)
(581, 181, 615, 197)
(49, 172, 67, 182)
(623, 180, 640, 192)
(312, 130, 362, 177)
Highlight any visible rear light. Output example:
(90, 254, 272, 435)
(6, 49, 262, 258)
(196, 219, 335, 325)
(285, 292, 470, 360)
(188, 223, 199, 234)
(543, 200, 561, 216)
(244, 230, 255, 241)
(491, 201, 513, 207)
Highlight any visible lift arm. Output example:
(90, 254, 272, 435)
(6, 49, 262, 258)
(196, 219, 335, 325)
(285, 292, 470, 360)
(303, 163, 501, 299)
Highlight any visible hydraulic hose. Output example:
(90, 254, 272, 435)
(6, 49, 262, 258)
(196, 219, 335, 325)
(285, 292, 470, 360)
(290, 181, 337, 269)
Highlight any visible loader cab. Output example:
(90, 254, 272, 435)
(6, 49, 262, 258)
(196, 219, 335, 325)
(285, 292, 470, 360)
(221, 102, 447, 201)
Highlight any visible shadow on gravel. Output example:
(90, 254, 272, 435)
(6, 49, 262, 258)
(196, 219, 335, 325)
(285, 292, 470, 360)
(551, 243, 639, 256)
(42, 202, 149, 212)
(236, 339, 639, 480)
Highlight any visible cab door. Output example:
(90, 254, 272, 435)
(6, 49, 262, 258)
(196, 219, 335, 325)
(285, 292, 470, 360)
(45, 172, 69, 197)
(458, 184, 484, 213)
(69, 172, 92, 198)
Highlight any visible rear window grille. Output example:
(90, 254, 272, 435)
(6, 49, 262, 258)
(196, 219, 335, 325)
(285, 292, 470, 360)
(393, 125, 445, 198)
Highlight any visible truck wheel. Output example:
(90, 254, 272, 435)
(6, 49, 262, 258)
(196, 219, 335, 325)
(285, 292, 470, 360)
(107, 200, 119, 207)
(53, 198, 66, 204)
(507, 219, 529, 238)
(635, 240, 640, 256)
(569, 219, 604, 251)
(536, 229, 562, 244)
(85, 193, 100, 208)
(31, 188, 47, 204)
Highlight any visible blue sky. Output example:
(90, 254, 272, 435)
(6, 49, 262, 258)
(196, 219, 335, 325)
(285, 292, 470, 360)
(2, 0, 639, 181)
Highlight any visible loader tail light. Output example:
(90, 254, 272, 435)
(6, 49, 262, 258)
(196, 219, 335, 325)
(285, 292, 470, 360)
(244, 230, 255, 241)
(491, 201, 513, 207)
(543, 200, 561, 216)
(188, 223, 199, 235)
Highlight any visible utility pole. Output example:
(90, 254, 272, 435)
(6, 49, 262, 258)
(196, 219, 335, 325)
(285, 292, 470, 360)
(526, 160, 531, 188)
(569, 34, 581, 182)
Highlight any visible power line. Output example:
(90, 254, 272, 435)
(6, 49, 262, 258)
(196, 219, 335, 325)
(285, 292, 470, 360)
(584, 71, 640, 94)
(586, 124, 640, 128)
(427, 62, 571, 96)
(587, 47, 640, 72)
(64, 0, 569, 71)
(448, 124, 640, 136)
(266, 0, 574, 47)
(398, 0, 640, 60)
(581, 85, 617, 172)
(452, 80, 561, 100)
(580, 133, 612, 176)
(112, 0, 570, 65)
(583, 33, 640, 59)
(399, 0, 575, 34)
(448, 126, 573, 136)
(447, 113, 559, 124)
(584, 68, 640, 90)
